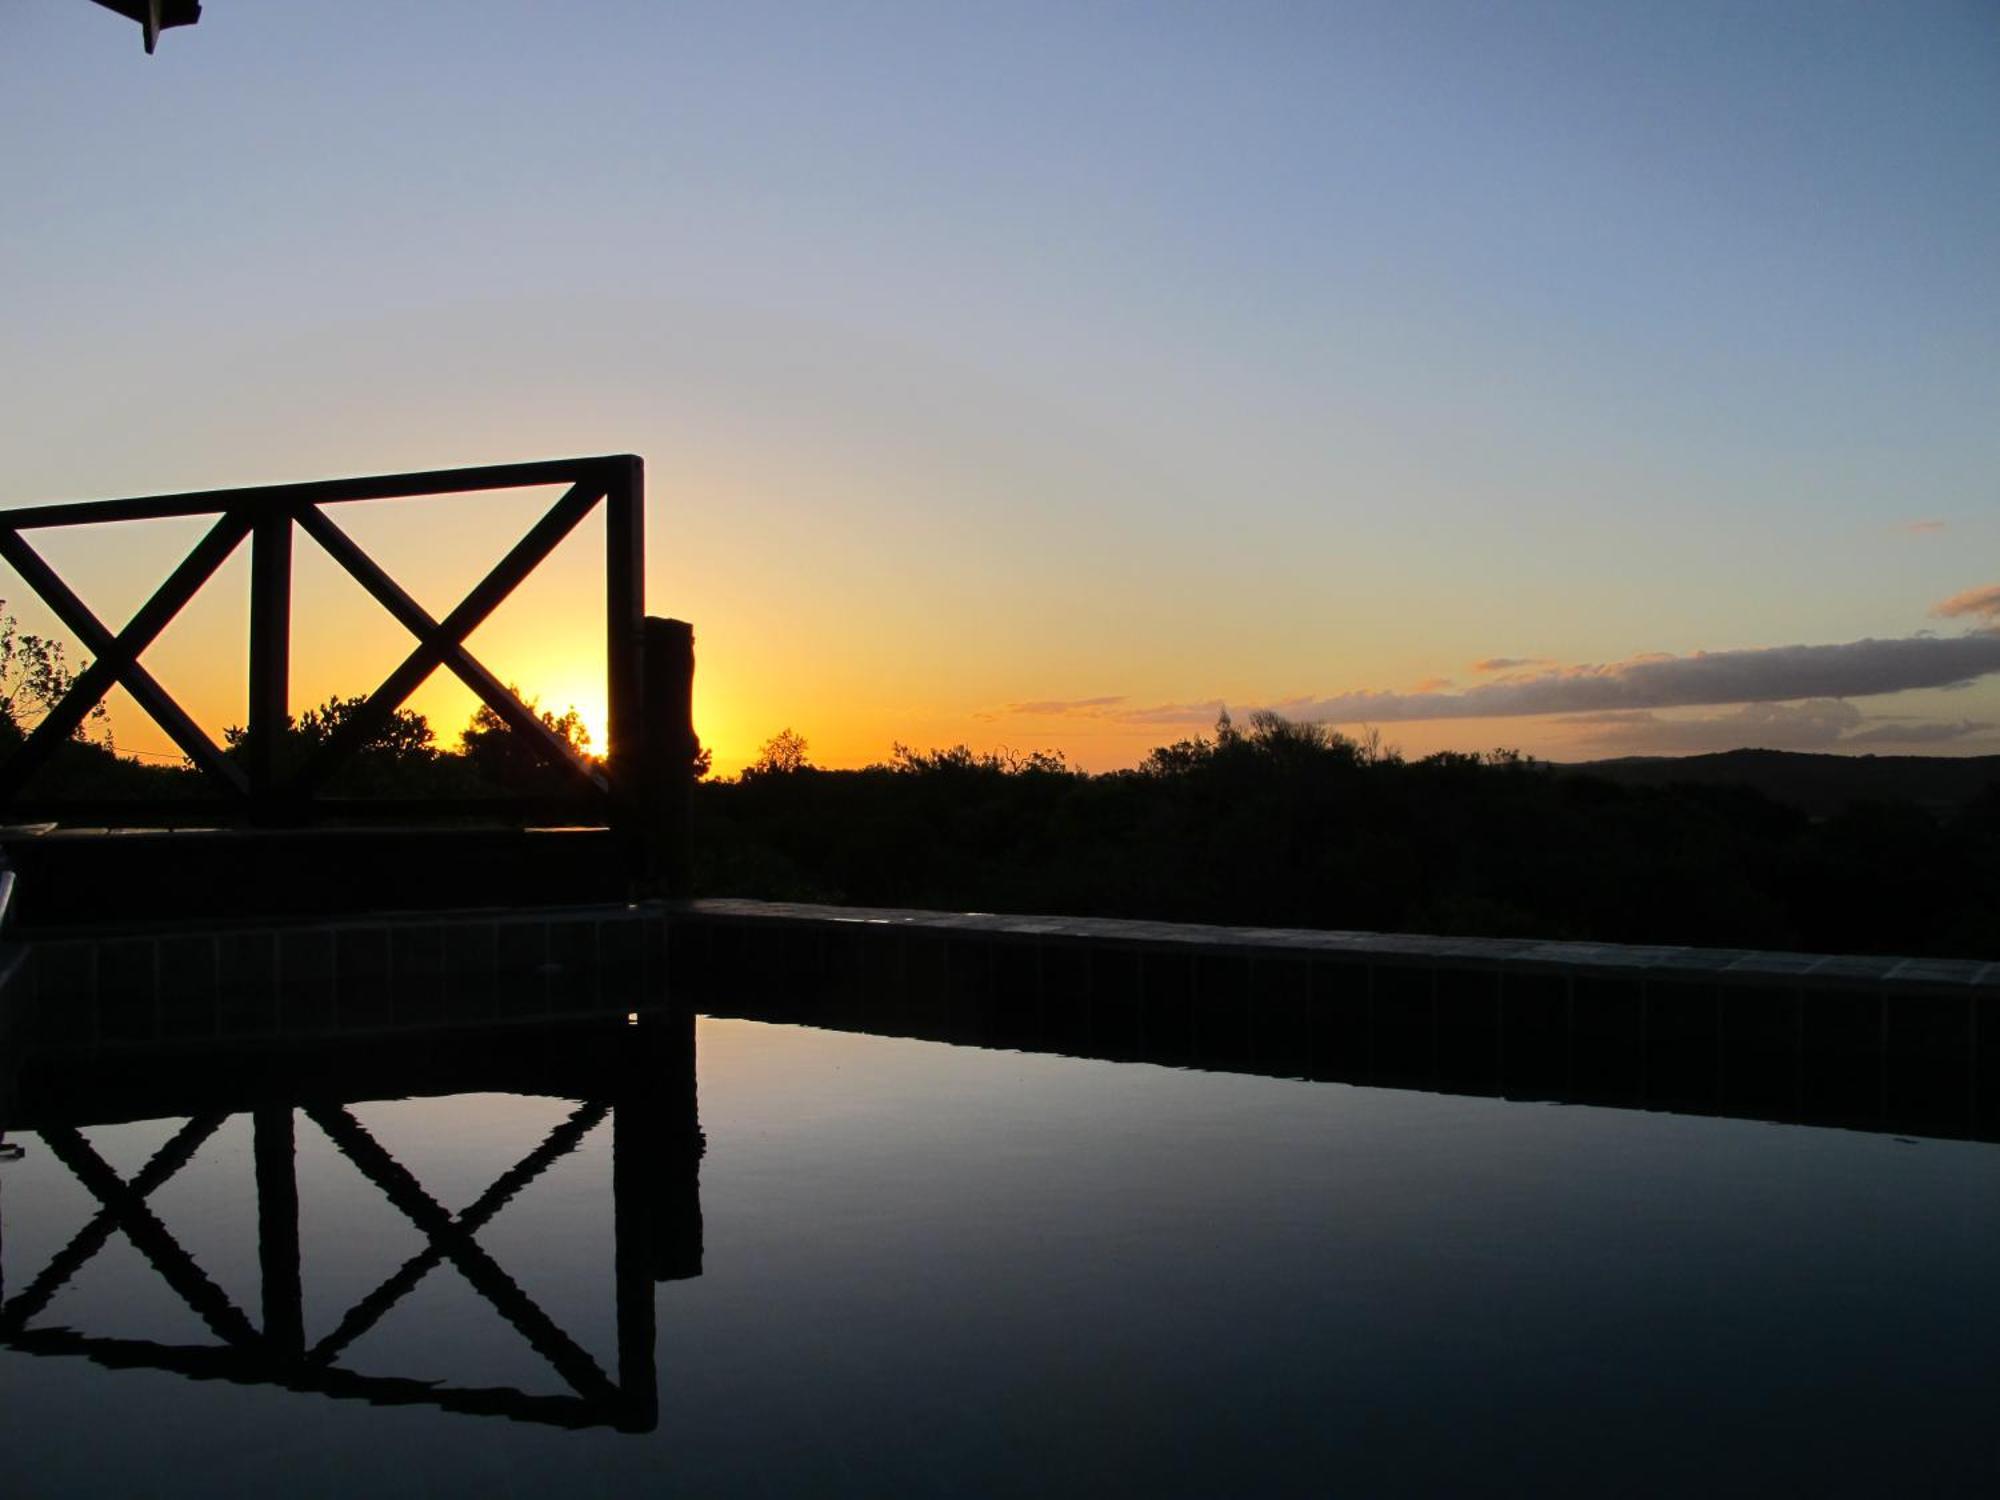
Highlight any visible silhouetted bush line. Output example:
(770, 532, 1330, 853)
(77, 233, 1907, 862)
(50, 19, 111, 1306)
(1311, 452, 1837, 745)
(3, 690, 597, 805)
(697, 714, 2000, 959)
(13, 689, 1999, 957)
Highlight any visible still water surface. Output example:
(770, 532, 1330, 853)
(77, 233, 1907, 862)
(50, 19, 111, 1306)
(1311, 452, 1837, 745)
(5, 1016, 2000, 1496)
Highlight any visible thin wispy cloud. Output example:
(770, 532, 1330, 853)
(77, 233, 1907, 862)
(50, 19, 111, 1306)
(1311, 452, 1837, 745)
(984, 695, 1128, 720)
(1933, 583, 2000, 621)
(1470, 656, 1550, 674)
(1902, 520, 1948, 536)
(1118, 699, 1229, 726)
(1267, 632, 2000, 724)
(1840, 718, 1991, 746)
(982, 695, 1226, 727)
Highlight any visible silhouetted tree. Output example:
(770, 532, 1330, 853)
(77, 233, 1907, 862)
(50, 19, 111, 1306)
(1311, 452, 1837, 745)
(225, 695, 437, 760)
(459, 691, 595, 793)
(882, 743, 1073, 775)
(223, 695, 461, 796)
(0, 602, 105, 745)
(744, 727, 811, 778)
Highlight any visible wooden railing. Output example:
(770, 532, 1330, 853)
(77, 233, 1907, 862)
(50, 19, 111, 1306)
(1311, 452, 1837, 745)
(0, 456, 689, 846)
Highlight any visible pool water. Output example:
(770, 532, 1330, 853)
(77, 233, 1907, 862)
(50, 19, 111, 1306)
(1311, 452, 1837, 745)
(5, 1014, 2000, 1496)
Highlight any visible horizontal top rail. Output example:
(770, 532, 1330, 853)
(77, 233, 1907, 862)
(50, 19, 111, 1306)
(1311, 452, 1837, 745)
(0, 454, 639, 530)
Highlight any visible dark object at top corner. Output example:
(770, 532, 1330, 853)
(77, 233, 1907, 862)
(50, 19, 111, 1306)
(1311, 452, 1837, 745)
(89, 0, 202, 54)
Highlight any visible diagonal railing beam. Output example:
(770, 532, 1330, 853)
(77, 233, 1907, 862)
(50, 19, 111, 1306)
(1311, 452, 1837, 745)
(291, 484, 609, 800)
(306, 1104, 620, 1402)
(0, 1114, 227, 1336)
(309, 1101, 609, 1365)
(36, 1125, 263, 1349)
(0, 522, 250, 798)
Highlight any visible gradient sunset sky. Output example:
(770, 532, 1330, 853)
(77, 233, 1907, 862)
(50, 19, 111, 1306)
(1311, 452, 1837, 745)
(4, 1, 1996, 775)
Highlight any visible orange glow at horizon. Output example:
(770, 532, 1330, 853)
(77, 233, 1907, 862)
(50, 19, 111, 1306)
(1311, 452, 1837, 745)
(7, 472, 1995, 778)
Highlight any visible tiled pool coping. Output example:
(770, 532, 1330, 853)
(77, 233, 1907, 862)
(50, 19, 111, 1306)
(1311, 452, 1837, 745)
(679, 899, 2000, 996)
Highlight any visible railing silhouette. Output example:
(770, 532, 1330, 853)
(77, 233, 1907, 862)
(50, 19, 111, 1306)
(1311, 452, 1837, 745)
(0, 456, 692, 842)
(0, 1016, 702, 1432)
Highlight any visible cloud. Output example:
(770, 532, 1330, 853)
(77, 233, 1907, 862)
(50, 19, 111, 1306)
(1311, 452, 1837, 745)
(980, 695, 1225, 728)
(992, 695, 1127, 718)
(1838, 718, 1992, 747)
(987, 625, 2000, 746)
(1559, 701, 1994, 756)
(1933, 584, 2000, 621)
(1268, 631, 2000, 724)
(1561, 701, 1860, 754)
(1903, 520, 1947, 535)
(1117, 699, 1229, 726)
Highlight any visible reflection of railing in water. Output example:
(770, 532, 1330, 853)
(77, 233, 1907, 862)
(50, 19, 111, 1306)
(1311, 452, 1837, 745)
(671, 902, 2000, 1144)
(0, 1016, 702, 1433)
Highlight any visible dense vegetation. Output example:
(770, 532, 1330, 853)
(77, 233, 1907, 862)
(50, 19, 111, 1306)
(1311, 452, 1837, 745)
(0, 605, 595, 804)
(699, 715, 2000, 960)
(4, 692, 599, 805)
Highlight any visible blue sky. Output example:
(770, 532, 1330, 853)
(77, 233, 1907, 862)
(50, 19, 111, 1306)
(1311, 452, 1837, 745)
(4, 0, 1997, 770)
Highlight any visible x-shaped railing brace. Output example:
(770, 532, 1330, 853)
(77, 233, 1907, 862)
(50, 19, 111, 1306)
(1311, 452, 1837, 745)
(0, 519, 251, 799)
(302, 1103, 618, 1401)
(289, 486, 610, 801)
(0, 1100, 648, 1429)
(0, 1114, 234, 1338)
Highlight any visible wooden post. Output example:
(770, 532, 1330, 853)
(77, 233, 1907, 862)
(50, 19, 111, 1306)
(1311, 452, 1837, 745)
(650, 1004, 704, 1283)
(247, 506, 293, 821)
(639, 616, 696, 896)
(254, 1107, 304, 1358)
(610, 1007, 707, 1435)
(604, 457, 646, 807)
(611, 1085, 660, 1434)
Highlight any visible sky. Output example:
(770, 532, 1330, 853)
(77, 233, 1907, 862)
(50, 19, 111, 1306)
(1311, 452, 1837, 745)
(3, 0, 1997, 775)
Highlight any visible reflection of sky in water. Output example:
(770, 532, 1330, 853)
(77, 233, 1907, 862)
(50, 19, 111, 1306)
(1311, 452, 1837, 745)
(6, 1016, 2000, 1496)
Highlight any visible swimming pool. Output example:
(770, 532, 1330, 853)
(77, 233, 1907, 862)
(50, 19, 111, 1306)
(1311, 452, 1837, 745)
(6, 991, 2000, 1497)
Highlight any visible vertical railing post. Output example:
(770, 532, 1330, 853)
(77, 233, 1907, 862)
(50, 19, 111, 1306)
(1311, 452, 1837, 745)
(603, 457, 646, 826)
(247, 504, 293, 822)
(254, 1106, 304, 1359)
(611, 1036, 659, 1434)
(651, 1003, 704, 1283)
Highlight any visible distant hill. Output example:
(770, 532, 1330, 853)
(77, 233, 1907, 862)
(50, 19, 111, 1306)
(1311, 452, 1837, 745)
(1562, 749, 2000, 818)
